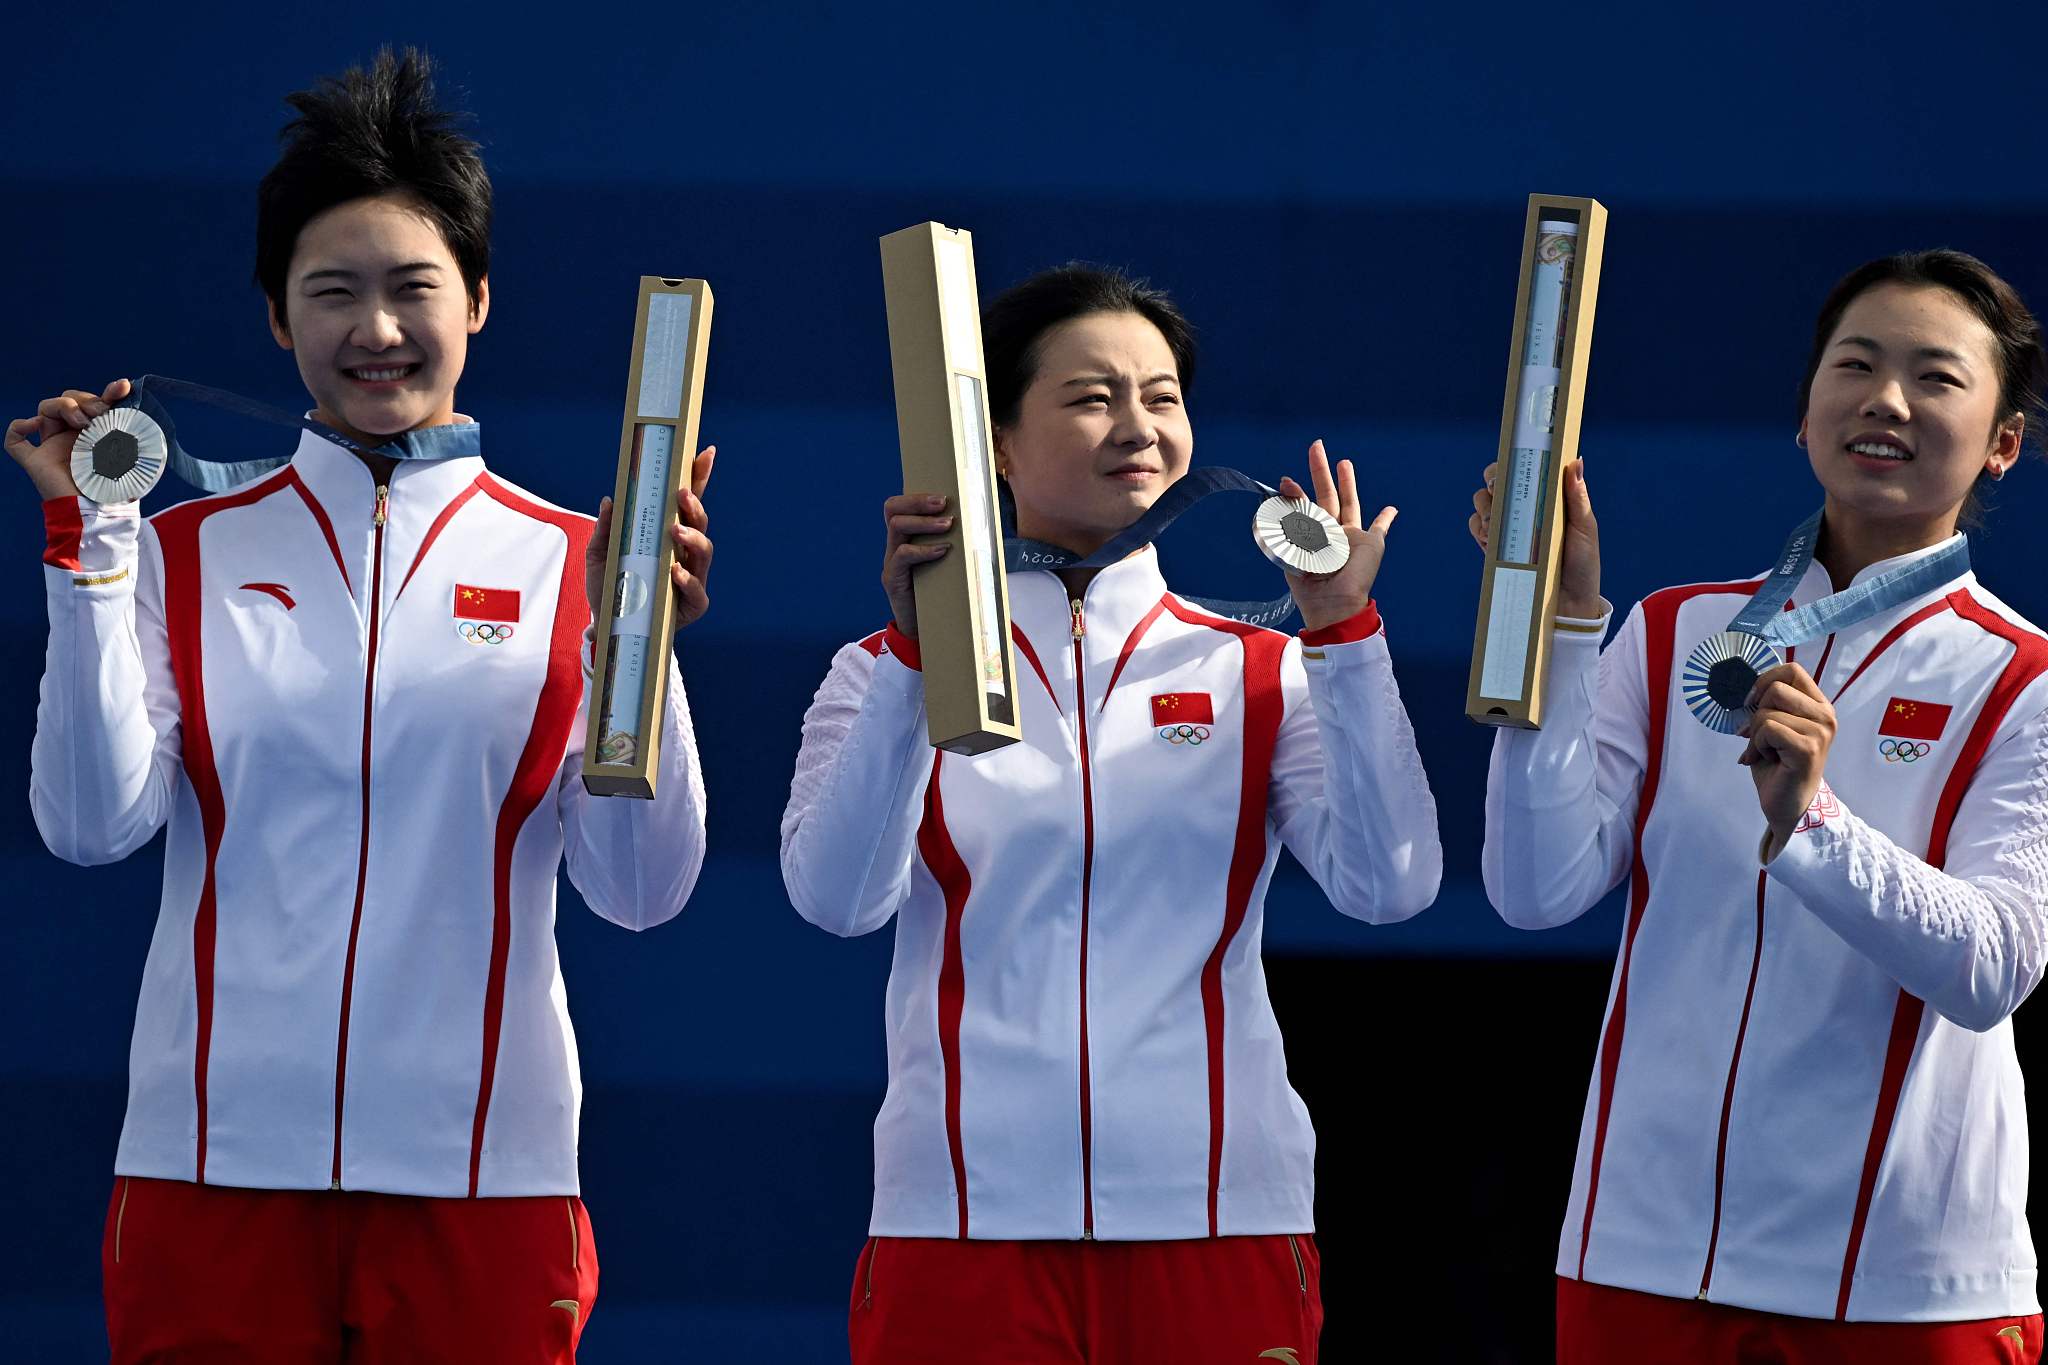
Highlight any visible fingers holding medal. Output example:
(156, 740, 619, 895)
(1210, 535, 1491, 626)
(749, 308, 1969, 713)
(1274, 438, 1394, 633)
(1735, 662, 1837, 841)
(6, 379, 134, 502)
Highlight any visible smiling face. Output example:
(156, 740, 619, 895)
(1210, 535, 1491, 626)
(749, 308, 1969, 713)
(1799, 282, 2021, 544)
(995, 310, 1193, 556)
(268, 190, 487, 446)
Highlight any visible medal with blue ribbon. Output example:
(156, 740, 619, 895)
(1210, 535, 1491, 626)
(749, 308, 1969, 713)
(70, 374, 480, 503)
(1681, 509, 1970, 734)
(1002, 465, 1348, 628)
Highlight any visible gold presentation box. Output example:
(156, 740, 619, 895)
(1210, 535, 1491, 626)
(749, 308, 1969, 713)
(1467, 195, 1607, 729)
(583, 276, 715, 797)
(879, 222, 1021, 754)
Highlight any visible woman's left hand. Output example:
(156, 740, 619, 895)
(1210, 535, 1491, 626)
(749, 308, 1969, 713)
(1737, 662, 1837, 845)
(1282, 439, 1396, 633)
(586, 444, 716, 630)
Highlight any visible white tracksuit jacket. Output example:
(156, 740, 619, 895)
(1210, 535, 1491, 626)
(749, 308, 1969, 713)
(1486, 536, 2048, 1322)
(781, 547, 1442, 1241)
(31, 430, 706, 1199)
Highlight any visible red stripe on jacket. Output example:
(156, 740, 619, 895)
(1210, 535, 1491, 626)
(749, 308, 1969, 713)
(1577, 579, 1761, 1277)
(1834, 589, 2048, 1319)
(466, 476, 591, 1197)
(1159, 596, 1289, 1236)
(395, 477, 484, 600)
(288, 470, 352, 595)
(915, 752, 974, 1238)
(41, 497, 84, 569)
(1100, 596, 1169, 709)
(149, 467, 302, 1181)
(1011, 624, 1061, 715)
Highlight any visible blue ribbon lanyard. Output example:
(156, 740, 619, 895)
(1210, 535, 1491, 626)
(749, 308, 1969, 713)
(1001, 466, 1299, 629)
(1743, 511, 1970, 647)
(1682, 509, 1970, 732)
(124, 374, 481, 493)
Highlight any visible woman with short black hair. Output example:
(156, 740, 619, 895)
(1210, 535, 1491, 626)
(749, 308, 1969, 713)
(783, 262, 1442, 1364)
(7, 49, 713, 1363)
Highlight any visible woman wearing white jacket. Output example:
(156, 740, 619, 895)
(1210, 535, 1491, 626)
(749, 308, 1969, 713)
(782, 264, 1441, 1365)
(7, 50, 711, 1364)
(1476, 249, 2048, 1360)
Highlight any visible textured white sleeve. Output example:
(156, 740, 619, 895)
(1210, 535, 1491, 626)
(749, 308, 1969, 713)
(30, 500, 183, 865)
(1483, 603, 1648, 928)
(556, 633, 707, 931)
(779, 640, 935, 937)
(1270, 630, 1443, 922)
(1768, 689, 2048, 1032)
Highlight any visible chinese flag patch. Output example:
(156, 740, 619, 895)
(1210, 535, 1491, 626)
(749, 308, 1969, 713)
(1879, 697, 1952, 741)
(1152, 692, 1214, 726)
(453, 584, 521, 621)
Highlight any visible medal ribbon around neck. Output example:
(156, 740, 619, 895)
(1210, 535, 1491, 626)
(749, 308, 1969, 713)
(1001, 465, 1348, 629)
(70, 374, 481, 502)
(1682, 508, 1971, 733)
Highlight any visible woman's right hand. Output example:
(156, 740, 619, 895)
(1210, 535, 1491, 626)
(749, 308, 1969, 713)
(5, 379, 132, 502)
(1468, 457, 1603, 620)
(881, 493, 954, 638)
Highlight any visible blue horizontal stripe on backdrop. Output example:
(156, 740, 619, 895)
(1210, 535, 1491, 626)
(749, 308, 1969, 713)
(9, 188, 2048, 429)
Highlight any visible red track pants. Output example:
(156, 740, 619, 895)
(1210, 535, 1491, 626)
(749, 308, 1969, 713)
(849, 1233, 1323, 1364)
(1558, 1276, 2043, 1365)
(103, 1176, 598, 1364)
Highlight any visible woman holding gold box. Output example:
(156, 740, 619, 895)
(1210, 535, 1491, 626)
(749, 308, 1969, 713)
(1473, 250, 2048, 1358)
(6, 50, 712, 1363)
(782, 265, 1442, 1364)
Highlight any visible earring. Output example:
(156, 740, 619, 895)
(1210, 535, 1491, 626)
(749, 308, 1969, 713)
(1794, 431, 1807, 449)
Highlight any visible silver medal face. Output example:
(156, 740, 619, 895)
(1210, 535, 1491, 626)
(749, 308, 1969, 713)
(1252, 495, 1350, 576)
(1681, 630, 1783, 735)
(71, 408, 169, 505)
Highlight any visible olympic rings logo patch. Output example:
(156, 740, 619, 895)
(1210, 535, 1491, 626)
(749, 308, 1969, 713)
(457, 620, 516, 645)
(1159, 724, 1211, 746)
(1879, 738, 1931, 763)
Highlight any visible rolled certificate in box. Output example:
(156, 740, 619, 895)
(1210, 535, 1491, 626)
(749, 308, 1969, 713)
(879, 221, 1020, 754)
(582, 277, 714, 797)
(1467, 194, 1606, 729)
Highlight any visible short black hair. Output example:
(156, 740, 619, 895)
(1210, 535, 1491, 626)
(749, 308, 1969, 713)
(255, 47, 492, 316)
(1799, 249, 2045, 524)
(981, 264, 1197, 426)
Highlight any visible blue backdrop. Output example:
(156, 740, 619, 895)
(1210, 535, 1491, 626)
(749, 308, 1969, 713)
(9, 2, 2048, 1359)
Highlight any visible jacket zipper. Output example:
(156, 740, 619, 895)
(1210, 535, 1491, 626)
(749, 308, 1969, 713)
(1697, 870, 1767, 1299)
(1696, 636, 1827, 1295)
(331, 482, 389, 1190)
(1070, 595, 1097, 1239)
(1287, 1234, 1307, 1294)
(861, 1238, 876, 1309)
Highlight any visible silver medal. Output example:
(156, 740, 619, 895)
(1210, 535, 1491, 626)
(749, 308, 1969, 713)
(1681, 630, 1783, 735)
(1252, 495, 1350, 576)
(71, 408, 169, 504)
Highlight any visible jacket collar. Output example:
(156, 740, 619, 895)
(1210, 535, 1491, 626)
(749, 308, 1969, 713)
(289, 427, 487, 530)
(1010, 545, 1172, 652)
(1786, 532, 1973, 636)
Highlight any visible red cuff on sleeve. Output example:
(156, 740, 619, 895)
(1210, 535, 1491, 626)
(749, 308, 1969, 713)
(1299, 600, 1382, 646)
(883, 621, 923, 670)
(42, 496, 83, 570)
